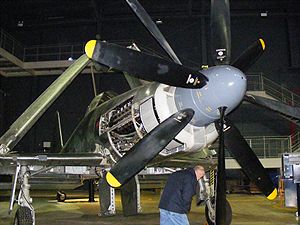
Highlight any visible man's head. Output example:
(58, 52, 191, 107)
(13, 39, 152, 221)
(194, 165, 205, 180)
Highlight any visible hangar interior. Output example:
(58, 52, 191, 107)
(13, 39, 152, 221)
(0, 0, 300, 225)
(0, 0, 300, 150)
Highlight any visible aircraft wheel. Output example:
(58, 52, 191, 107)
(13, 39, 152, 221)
(56, 191, 67, 202)
(13, 206, 33, 225)
(205, 198, 232, 225)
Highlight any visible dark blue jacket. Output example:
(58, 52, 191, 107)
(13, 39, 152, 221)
(159, 168, 197, 214)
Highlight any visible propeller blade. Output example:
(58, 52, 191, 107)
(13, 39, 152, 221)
(219, 119, 278, 200)
(232, 39, 266, 72)
(244, 94, 300, 125)
(211, 0, 231, 65)
(85, 40, 208, 89)
(106, 108, 194, 188)
(215, 107, 227, 225)
(126, 0, 182, 65)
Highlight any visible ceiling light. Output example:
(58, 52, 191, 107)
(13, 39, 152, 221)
(17, 21, 24, 27)
(260, 11, 268, 17)
(155, 19, 163, 24)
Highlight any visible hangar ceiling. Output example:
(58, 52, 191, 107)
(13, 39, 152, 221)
(0, 0, 300, 77)
(1, 0, 299, 33)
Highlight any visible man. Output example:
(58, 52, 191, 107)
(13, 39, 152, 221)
(159, 165, 205, 225)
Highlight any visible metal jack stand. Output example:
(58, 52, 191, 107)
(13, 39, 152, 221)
(88, 179, 95, 202)
(120, 175, 142, 216)
(98, 176, 116, 216)
(10, 165, 35, 225)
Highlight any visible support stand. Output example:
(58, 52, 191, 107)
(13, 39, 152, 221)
(88, 179, 95, 202)
(98, 176, 115, 216)
(120, 175, 141, 216)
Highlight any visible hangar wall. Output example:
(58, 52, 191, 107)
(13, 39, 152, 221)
(0, 0, 299, 152)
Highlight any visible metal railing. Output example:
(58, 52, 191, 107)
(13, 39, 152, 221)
(212, 132, 300, 159)
(22, 40, 159, 62)
(244, 136, 291, 158)
(247, 74, 300, 107)
(0, 28, 86, 62)
(291, 132, 300, 152)
(23, 44, 85, 62)
(0, 27, 164, 63)
(0, 28, 24, 59)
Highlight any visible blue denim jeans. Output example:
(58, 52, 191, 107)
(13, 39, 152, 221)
(159, 209, 190, 225)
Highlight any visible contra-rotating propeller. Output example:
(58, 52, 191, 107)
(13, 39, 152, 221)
(84, 1, 280, 224)
(124, 0, 276, 222)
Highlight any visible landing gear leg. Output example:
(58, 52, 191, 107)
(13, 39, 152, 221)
(13, 165, 35, 225)
(203, 170, 232, 225)
(205, 198, 232, 225)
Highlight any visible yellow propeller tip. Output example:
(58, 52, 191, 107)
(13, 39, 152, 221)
(267, 188, 278, 200)
(85, 40, 96, 58)
(106, 171, 121, 188)
(259, 38, 266, 50)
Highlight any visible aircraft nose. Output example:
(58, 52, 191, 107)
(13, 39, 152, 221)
(174, 65, 247, 127)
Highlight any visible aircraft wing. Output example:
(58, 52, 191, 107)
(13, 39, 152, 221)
(0, 150, 216, 177)
(0, 153, 108, 168)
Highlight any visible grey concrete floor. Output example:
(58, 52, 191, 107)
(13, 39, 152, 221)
(0, 190, 299, 225)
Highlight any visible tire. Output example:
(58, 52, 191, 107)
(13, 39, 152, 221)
(14, 206, 33, 225)
(56, 191, 67, 202)
(205, 198, 232, 225)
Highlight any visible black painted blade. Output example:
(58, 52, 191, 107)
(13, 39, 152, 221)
(215, 107, 227, 225)
(126, 0, 182, 65)
(106, 108, 194, 188)
(85, 40, 208, 89)
(232, 39, 266, 72)
(219, 119, 278, 200)
(211, 0, 231, 65)
(244, 94, 300, 125)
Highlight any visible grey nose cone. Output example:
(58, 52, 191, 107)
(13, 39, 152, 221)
(175, 65, 247, 127)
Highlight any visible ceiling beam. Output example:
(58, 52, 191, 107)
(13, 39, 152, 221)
(0, 47, 35, 75)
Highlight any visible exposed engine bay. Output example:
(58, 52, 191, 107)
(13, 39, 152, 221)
(97, 83, 219, 161)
